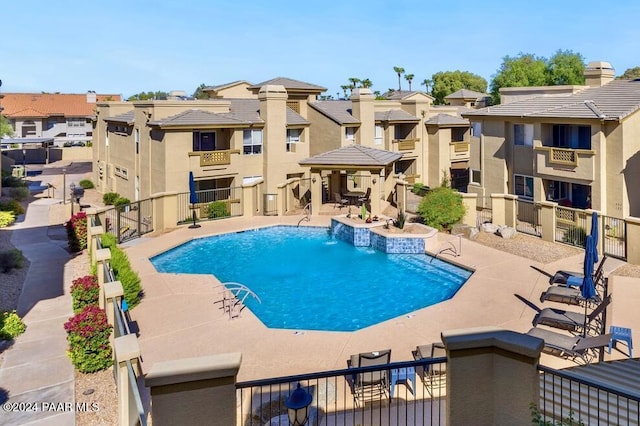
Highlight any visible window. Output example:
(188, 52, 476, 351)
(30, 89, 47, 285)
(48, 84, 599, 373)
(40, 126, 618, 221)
(470, 169, 481, 185)
(345, 127, 355, 142)
(514, 124, 533, 146)
(514, 174, 533, 199)
(286, 129, 300, 152)
(192, 131, 216, 151)
(374, 125, 383, 145)
(135, 128, 140, 154)
(243, 129, 262, 154)
(67, 118, 85, 127)
(471, 122, 482, 137)
(552, 125, 591, 149)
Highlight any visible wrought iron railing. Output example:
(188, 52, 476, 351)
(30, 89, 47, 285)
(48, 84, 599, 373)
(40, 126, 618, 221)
(177, 187, 243, 224)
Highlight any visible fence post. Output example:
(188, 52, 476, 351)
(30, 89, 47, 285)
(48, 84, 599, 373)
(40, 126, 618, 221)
(104, 280, 124, 345)
(504, 195, 517, 228)
(625, 216, 640, 265)
(395, 179, 408, 214)
(89, 226, 104, 264)
(538, 201, 557, 242)
(114, 334, 141, 426)
(85, 207, 98, 234)
(242, 183, 255, 217)
(442, 327, 543, 426)
(145, 353, 242, 426)
(277, 182, 287, 216)
(95, 248, 111, 310)
(490, 194, 506, 226)
(460, 193, 477, 227)
(151, 192, 178, 231)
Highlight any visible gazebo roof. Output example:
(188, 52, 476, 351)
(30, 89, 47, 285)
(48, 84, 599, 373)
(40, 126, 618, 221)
(299, 144, 402, 168)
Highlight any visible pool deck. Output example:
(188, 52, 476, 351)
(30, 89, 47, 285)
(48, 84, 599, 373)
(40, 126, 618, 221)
(122, 215, 635, 382)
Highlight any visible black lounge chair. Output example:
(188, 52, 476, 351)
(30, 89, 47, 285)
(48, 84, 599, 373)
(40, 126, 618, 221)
(550, 254, 608, 287)
(533, 294, 611, 334)
(527, 327, 613, 364)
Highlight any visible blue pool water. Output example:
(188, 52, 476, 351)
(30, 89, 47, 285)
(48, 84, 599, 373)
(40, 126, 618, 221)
(150, 226, 472, 332)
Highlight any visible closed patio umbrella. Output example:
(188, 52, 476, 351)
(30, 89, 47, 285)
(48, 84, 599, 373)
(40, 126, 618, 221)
(189, 171, 201, 229)
(581, 236, 597, 337)
(590, 212, 599, 263)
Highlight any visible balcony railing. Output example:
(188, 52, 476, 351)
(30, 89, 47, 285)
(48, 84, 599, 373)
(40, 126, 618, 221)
(449, 142, 470, 160)
(393, 138, 419, 151)
(534, 147, 595, 181)
(188, 149, 240, 166)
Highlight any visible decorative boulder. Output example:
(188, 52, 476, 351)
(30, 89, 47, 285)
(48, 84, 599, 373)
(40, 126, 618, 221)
(481, 222, 500, 233)
(468, 227, 479, 240)
(497, 226, 516, 239)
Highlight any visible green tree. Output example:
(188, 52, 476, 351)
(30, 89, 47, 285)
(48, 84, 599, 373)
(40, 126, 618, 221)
(0, 115, 14, 138)
(421, 78, 432, 94)
(617, 66, 640, 80)
(192, 83, 210, 99)
(417, 186, 466, 231)
(393, 66, 405, 91)
(340, 85, 350, 99)
(405, 73, 415, 91)
(546, 49, 585, 85)
(359, 78, 373, 88)
(490, 53, 547, 104)
(431, 70, 488, 105)
(348, 77, 361, 90)
(127, 91, 169, 101)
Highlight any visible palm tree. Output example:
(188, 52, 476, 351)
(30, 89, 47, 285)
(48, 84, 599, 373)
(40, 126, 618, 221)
(360, 78, 373, 88)
(348, 77, 361, 90)
(405, 73, 415, 91)
(340, 85, 350, 99)
(421, 78, 432, 94)
(393, 66, 405, 91)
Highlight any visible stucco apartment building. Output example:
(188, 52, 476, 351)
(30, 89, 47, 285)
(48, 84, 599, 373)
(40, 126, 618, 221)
(1, 92, 121, 147)
(463, 61, 640, 218)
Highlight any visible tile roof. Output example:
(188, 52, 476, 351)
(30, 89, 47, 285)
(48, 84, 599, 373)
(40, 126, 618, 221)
(299, 144, 403, 167)
(375, 109, 419, 122)
(309, 101, 360, 125)
(205, 80, 252, 91)
(2, 93, 122, 118)
(381, 90, 422, 100)
(248, 77, 327, 92)
(445, 89, 488, 100)
(463, 79, 640, 121)
(104, 110, 135, 124)
(147, 99, 308, 127)
(425, 114, 470, 126)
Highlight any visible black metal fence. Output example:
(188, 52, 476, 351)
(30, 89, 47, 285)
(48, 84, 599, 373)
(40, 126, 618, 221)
(555, 206, 589, 248)
(602, 214, 627, 260)
(236, 358, 447, 426)
(476, 196, 492, 227)
(177, 187, 243, 224)
(101, 198, 154, 244)
(516, 199, 542, 237)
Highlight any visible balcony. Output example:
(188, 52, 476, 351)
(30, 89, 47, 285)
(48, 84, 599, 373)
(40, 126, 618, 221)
(393, 138, 419, 151)
(534, 146, 595, 182)
(188, 149, 240, 167)
(449, 142, 470, 160)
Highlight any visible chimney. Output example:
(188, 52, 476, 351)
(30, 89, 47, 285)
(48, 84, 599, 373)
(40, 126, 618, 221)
(86, 91, 97, 103)
(350, 88, 375, 147)
(584, 61, 615, 87)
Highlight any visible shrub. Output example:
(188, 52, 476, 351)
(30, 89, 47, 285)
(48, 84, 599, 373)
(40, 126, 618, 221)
(0, 249, 24, 272)
(71, 275, 99, 313)
(64, 305, 113, 373)
(0, 311, 26, 340)
(103, 192, 120, 205)
(114, 197, 131, 208)
(1, 175, 27, 188)
(8, 186, 30, 201)
(79, 179, 95, 189)
(99, 233, 142, 308)
(0, 211, 16, 228)
(66, 211, 88, 252)
(562, 226, 587, 246)
(395, 209, 407, 229)
(417, 186, 466, 231)
(205, 201, 230, 219)
(0, 199, 25, 216)
(412, 183, 430, 197)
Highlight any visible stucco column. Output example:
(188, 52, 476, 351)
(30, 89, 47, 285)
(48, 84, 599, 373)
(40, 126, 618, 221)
(442, 327, 543, 426)
(310, 170, 322, 216)
(89, 226, 104, 263)
(151, 191, 178, 231)
(114, 334, 141, 426)
(395, 179, 408, 215)
(242, 183, 256, 217)
(505, 194, 517, 228)
(85, 207, 98, 237)
(625, 216, 640, 266)
(490, 194, 506, 226)
(370, 171, 381, 216)
(145, 353, 242, 426)
(276, 182, 287, 216)
(538, 201, 558, 242)
(95, 248, 111, 309)
(460, 193, 477, 227)
(103, 281, 123, 345)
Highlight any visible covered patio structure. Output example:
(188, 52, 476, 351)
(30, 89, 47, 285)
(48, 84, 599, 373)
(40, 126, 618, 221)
(299, 144, 403, 216)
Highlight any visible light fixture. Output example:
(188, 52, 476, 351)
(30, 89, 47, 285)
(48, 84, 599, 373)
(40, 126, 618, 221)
(70, 182, 76, 216)
(312, 177, 316, 183)
(372, 177, 377, 184)
(285, 383, 312, 426)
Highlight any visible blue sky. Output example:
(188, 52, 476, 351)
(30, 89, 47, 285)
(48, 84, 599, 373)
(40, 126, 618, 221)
(2, 0, 638, 98)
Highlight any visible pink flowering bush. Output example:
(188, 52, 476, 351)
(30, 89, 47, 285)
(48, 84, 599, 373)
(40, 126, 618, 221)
(70, 275, 99, 313)
(66, 211, 88, 252)
(64, 305, 112, 373)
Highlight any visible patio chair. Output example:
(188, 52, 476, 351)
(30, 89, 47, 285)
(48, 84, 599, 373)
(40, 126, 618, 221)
(413, 342, 446, 396)
(533, 294, 612, 334)
(540, 278, 606, 306)
(357, 187, 371, 206)
(527, 327, 613, 364)
(333, 192, 349, 209)
(550, 254, 608, 287)
(347, 349, 391, 405)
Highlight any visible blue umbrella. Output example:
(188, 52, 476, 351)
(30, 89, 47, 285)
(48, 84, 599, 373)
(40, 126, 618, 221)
(581, 236, 597, 336)
(188, 172, 201, 228)
(590, 212, 599, 263)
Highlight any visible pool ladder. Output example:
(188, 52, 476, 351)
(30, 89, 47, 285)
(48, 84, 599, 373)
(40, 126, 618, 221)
(297, 202, 311, 227)
(431, 234, 462, 262)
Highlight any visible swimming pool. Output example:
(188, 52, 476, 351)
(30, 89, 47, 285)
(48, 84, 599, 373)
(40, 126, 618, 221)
(150, 226, 472, 332)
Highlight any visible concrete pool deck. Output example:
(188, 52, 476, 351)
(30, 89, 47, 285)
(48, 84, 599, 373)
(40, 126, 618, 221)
(122, 215, 635, 382)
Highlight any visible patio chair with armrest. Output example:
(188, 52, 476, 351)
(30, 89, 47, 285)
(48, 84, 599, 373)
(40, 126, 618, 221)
(357, 187, 372, 206)
(413, 342, 447, 396)
(533, 294, 612, 334)
(333, 192, 349, 209)
(527, 327, 613, 364)
(550, 254, 608, 287)
(347, 349, 391, 405)
(540, 277, 607, 306)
